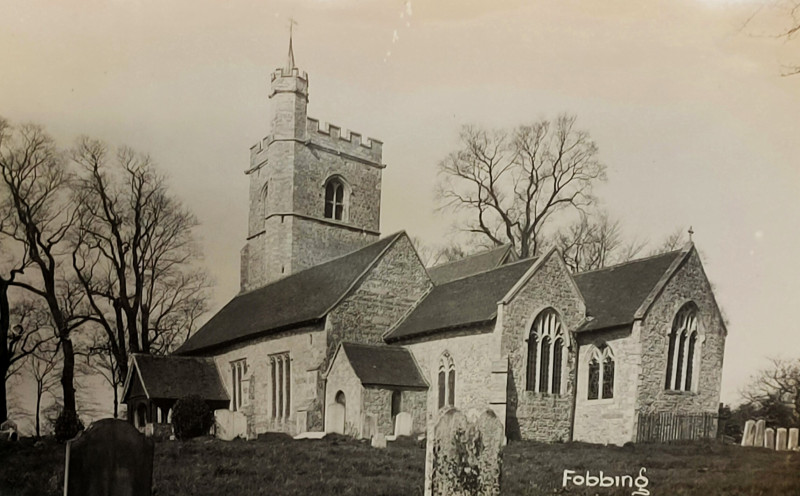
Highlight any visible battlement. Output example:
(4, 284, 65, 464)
(249, 134, 272, 168)
(306, 117, 383, 165)
(270, 67, 308, 82)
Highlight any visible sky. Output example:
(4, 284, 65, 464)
(1, 0, 798, 426)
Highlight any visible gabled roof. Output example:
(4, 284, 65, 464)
(427, 245, 515, 285)
(385, 257, 538, 342)
(337, 342, 428, 389)
(574, 249, 686, 332)
(176, 232, 404, 355)
(122, 354, 229, 403)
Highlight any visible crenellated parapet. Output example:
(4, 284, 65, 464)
(270, 67, 308, 82)
(249, 135, 272, 169)
(306, 117, 383, 166)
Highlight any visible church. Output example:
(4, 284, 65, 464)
(122, 42, 727, 446)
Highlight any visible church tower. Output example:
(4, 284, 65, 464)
(240, 38, 384, 292)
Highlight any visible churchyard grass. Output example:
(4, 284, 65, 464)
(2, 434, 800, 495)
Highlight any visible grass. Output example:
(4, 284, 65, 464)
(2, 434, 799, 495)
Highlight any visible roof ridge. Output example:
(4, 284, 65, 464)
(428, 244, 510, 270)
(435, 255, 537, 285)
(574, 249, 683, 276)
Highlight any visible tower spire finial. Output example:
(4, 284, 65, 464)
(285, 18, 298, 72)
(688, 226, 694, 242)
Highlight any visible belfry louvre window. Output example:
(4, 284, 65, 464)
(270, 353, 291, 418)
(324, 178, 345, 220)
(438, 352, 455, 409)
(230, 359, 247, 412)
(665, 304, 699, 392)
(587, 346, 615, 400)
(526, 309, 566, 395)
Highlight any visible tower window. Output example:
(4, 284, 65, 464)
(324, 177, 346, 221)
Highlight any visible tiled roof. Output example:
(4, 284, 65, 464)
(176, 232, 403, 355)
(126, 354, 229, 402)
(574, 250, 684, 332)
(340, 343, 428, 389)
(427, 245, 514, 285)
(385, 257, 538, 342)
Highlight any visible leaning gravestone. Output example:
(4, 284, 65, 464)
(741, 420, 755, 447)
(754, 419, 766, 448)
(765, 428, 775, 450)
(429, 408, 503, 496)
(64, 418, 154, 496)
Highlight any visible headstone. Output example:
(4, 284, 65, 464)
(741, 420, 755, 446)
(788, 428, 799, 450)
(776, 428, 788, 451)
(64, 418, 154, 496)
(325, 403, 345, 435)
(364, 415, 378, 440)
(371, 432, 387, 449)
(765, 428, 775, 450)
(428, 408, 503, 496)
(0, 419, 18, 441)
(754, 419, 766, 447)
(215, 410, 247, 441)
(394, 412, 413, 437)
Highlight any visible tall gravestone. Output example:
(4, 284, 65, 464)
(741, 420, 756, 447)
(394, 412, 413, 437)
(754, 419, 766, 447)
(788, 428, 799, 451)
(64, 418, 154, 496)
(765, 428, 775, 450)
(428, 407, 503, 496)
(776, 428, 788, 451)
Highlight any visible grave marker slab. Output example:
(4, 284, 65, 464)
(741, 420, 755, 447)
(363, 415, 378, 440)
(788, 428, 799, 451)
(776, 428, 788, 451)
(765, 428, 775, 450)
(325, 403, 345, 435)
(372, 432, 387, 449)
(394, 412, 413, 437)
(64, 418, 154, 496)
(754, 419, 766, 447)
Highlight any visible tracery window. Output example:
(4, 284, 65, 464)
(230, 359, 247, 412)
(324, 177, 346, 220)
(270, 353, 291, 418)
(665, 304, 699, 392)
(437, 352, 455, 409)
(587, 346, 615, 400)
(526, 309, 566, 395)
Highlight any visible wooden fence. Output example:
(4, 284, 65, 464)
(636, 412, 717, 443)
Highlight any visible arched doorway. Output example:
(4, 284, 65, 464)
(326, 391, 347, 434)
(135, 403, 148, 429)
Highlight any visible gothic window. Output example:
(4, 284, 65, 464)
(270, 353, 291, 418)
(230, 359, 247, 412)
(587, 346, 615, 400)
(324, 177, 346, 221)
(526, 309, 566, 395)
(438, 352, 456, 409)
(665, 304, 699, 392)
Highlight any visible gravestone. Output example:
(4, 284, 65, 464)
(428, 407, 503, 496)
(371, 432, 387, 449)
(325, 403, 345, 435)
(776, 428, 788, 451)
(215, 410, 247, 441)
(754, 419, 766, 447)
(394, 412, 413, 437)
(765, 428, 775, 449)
(788, 428, 799, 451)
(64, 418, 154, 496)
(363, 415, 378, 440)
(741, 420, 755, 447)
(0, 419, 18, 441)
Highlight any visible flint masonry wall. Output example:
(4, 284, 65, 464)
(500, 253, 586, 442)
(636, 249, 726, 424)
(211, 322, 327, 437)
(325, 235, 432, 370)
(572, 326, 640, 445)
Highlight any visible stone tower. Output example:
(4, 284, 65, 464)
(240, 39, 384, 292)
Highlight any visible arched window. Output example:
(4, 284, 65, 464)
(665, 304, 699, 392)
(136, 404, 148, 428)
(335, 390, 346, 407)
(587, 346, 615, 400)
(324, 177, 346, 221)
(526, 309, 566, 395)
(438, 352, 456, 409)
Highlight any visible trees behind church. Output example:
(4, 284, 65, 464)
(0, 117, 209, 429)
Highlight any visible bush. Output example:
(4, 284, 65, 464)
(54, 410, 84, 443)
(172, 395, 215, 440)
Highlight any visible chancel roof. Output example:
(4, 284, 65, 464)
(176, 232, 404, 355)
(123, 354, 229, 402)
(339, 343, 428, 389)
(427, 245, 514, 285)
(574, 249, 685, 332)
(385, 257, 538, 342)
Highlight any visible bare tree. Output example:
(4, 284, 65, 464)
(437, 115, 606, 259)
(28, 334, 61, 438)
(70, 138, 209, 414)
(744, 1, 800, 76)
(0, 119, 88, 426)
(741, 357, 800, 427)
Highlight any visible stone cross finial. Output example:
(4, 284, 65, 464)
(688, 226, 694, 242)
(285, 18, 298, 71)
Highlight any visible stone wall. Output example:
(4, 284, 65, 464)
(211, 323, 327, 437)
(499, 252, 586, 442)
(363, 388, 393, 435)
(573, 326, 640, 445)
(636, 249, 726, 423)
(401, 389, 428, 434)
(326, 234, 432, 369)
(325, 348, 364, 437)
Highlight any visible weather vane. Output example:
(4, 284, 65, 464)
(688, 226, 694, 242)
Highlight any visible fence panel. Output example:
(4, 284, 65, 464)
(636, 412, 717, 443)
